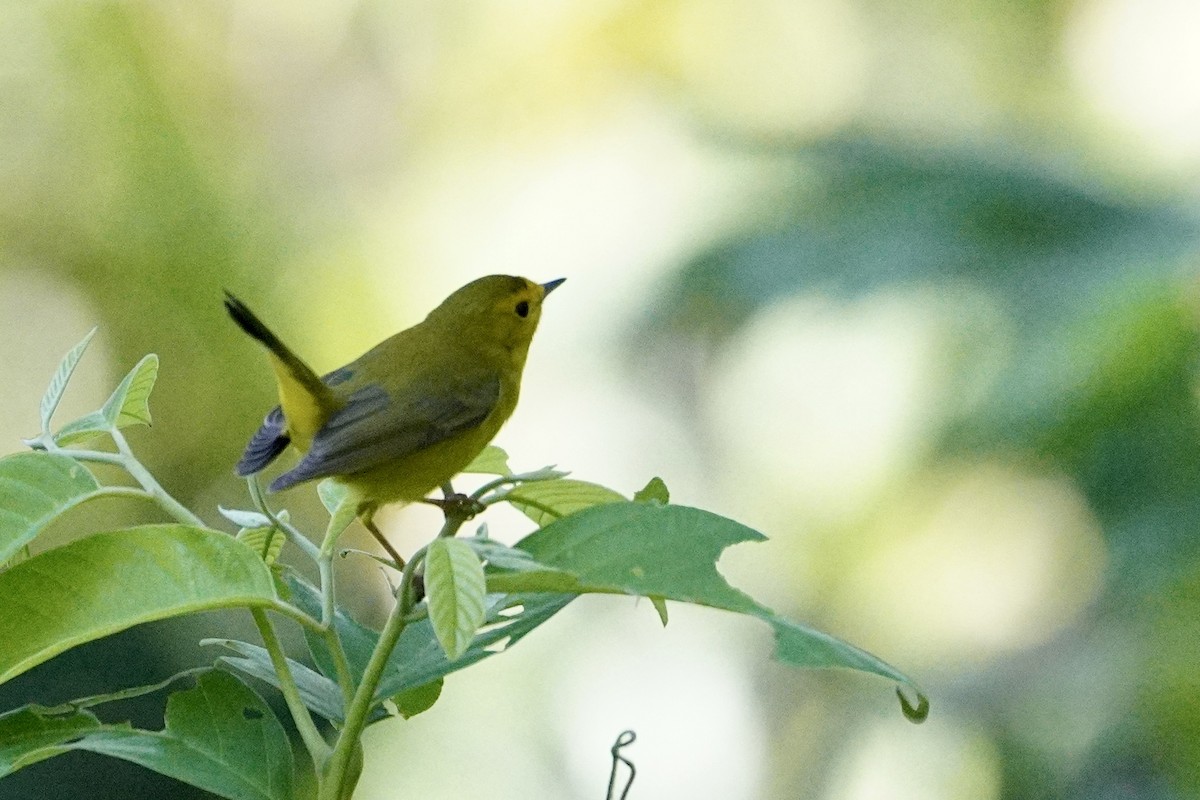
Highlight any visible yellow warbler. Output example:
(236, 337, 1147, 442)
(225, 275, 564, 566)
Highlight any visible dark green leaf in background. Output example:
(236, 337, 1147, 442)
(72, 671, 294, 800)
(206, 638, 348, 724)
(0, 705, 103, 777)
(0, 672, 294, 800)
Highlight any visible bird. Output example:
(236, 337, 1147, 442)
(225, 274, 564, 567)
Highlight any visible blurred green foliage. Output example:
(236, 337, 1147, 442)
(637, 137, 1200, 797)
(4, 0, 1200, 798)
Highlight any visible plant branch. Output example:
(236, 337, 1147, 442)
(316, 523, 356, 704)
(320, 546, 423, 799)
(470, 465, 568, 505)
(268, 600, 325, 633)
(49, 447, 124, 468)
(321, 493, 475, 800)
(252, 608, 330, 769)
(109, 428, 205, 527)
(247, 477, 321, 561)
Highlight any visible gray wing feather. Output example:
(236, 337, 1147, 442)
(270, 377, 499, 491)
(235, 406, 290, 476)
(235, 366, 358, 477)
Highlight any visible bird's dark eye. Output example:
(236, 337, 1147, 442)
(515, 300, 530, 318)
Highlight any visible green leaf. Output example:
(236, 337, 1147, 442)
(465, 538, 545, 571)
(53, 667, 211, 711)
(205, 639, 353, 724)
(236, 526, 285, 565)
(0, 672, 296, 798)
(317, 479, 349, 514)
(394, 679, 443, 719)
(515, 502, 761, 609)
(462, 445, 511, 475)
(506, 479, 627, 526)
(0, 705, 103, 776)
(52, 411, 111, 446)
(0, 452, 102, 565)
(465, 537, 578, 594)
(633, 477, 670, 505)
(1, 546, 30, 573)
(283, 572, 575, 705)
(219, 506, 272, 529)
(0, 525, 277, 686)
(39, 327, 98, 433)
(101, 353, 159, 429)
(372, 592, 573, 702)
(52, 354, 159, 445)
(467, 538, 583, 593)
(73, 671, 294, 800)
(649, 596, 669, 626)
(318, 479, 358, 539)
(283, 571, 376, 685)
(514, 502, 928, 721)
(425, 539, 487, 661)
(311, 501, 927, 720)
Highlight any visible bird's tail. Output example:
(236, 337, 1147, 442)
(224, 291, 339, 444)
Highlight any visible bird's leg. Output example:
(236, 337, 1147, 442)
(358, 505, 406, 570)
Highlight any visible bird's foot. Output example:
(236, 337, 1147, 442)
(423, 492, 486, 521)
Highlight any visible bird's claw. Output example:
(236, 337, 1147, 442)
(423, 492, 486, 520)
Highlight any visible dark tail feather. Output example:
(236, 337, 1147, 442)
(224, 291, 289, 355)
(224, 290, 333, 404)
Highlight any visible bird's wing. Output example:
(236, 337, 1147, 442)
(235, 406, 290, 476)
(234, 365, 358, 477)
(269, 375, 500, 491)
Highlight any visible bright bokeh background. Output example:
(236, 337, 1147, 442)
(3, 1, 1200, 798)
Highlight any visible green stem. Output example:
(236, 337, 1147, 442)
(40, 437, 205, 528)
(323, 628, 356, 707)
(315, 499, 361, 700)
(317, 537, 356, 705)
(92, 485, 156, 503)
(110, 428, 205, 527)
(470, 465, 567, 504)
(54, 448, 124, 467)
(320, 565, 414, 799)
(321, 508, 474, 799)
(317, 518, 346, 625)
(252, 608, 330, 769)
(269, 600, 325, 633)
(248, 477, 321, 561)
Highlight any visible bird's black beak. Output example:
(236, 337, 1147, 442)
(541, 278, 566, 296)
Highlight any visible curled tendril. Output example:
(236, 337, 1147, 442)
(897, 686, 930, 723)
(607, 730, 637, 800)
